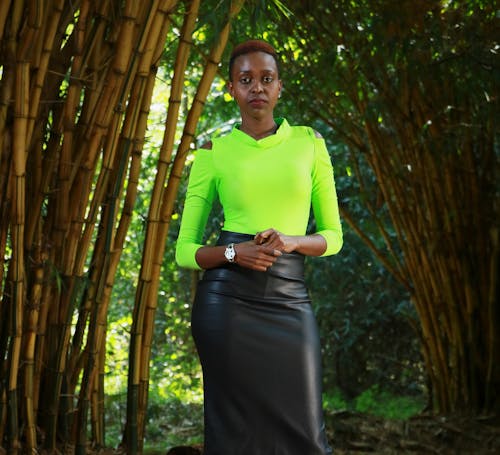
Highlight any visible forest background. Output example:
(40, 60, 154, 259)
(0, 0, 498, 454)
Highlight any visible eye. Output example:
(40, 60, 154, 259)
(240, 76, 251, 84)
(263, 76, 274, 83)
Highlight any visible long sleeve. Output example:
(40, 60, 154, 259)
(175, 119, 343, 268)
(175, 149, 217, 269)
(311, 135, 343, 256)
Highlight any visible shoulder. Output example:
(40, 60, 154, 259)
(289, 124, 323, 140)
(305, 126, 323, 139)
(200, 140, 212, 150)
(198, 133, 232, 150)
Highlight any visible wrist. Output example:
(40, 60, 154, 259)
(224, 243, 236, 263)
(292, 236, 301, 252)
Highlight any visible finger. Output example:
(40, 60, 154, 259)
(248, 262, 271, 272)
(238, 256, 275, 270)
(254, 229, 275, 244)
(262, 238, 283, 250)
(256, 245, 280, 257)
(256, 255, 278, 268)
(254, 235, 268, 245)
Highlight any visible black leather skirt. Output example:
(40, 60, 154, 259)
(191, 231, 332, 455)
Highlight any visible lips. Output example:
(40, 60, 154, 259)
(249, 98, 267, 107)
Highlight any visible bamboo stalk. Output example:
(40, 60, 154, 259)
(73, 1, 174, 451)
(42, 1, 143, 445)
(0, 86, 12, 292)
(72, 1, 162, 373)
(8, 59, 29, 455)
(26, 0, 65, 146)
(127, 0, 246, 450)
(0, 2, 18, 205)
(362, 114, 452, 411)
(0, 382, 6, 443)
(81, 1, 140, 175)
(0, 0, 12, 43)
(43, 276, 79, 450)
(32, 263, 53, 418)
(38, 3, 109, 439)
(17, 5, 65, 448)
(74, 5, 153, 452)
(136, 2, 199, 443)
(23, 262, 43, 451)
(485, 226, 499, 408)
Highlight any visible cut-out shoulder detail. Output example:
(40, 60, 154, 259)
(313, 130, 323, 138)
(200, 140, 213, 150)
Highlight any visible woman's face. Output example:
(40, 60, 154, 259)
(228, 51, 282, 121)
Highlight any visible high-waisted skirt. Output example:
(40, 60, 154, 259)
(191, 231, 332, 455)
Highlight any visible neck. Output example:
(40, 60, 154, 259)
(239, 118, 278, 140)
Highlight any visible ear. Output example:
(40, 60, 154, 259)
(226, 81, 234, 97)
(278, 79, 283, 97)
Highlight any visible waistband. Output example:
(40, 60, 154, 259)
(200, 231, 310, 304)
(217, 230, 305, 277)
(199, 230, 309, 303)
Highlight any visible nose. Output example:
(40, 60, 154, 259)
(251, 80, 264, 93)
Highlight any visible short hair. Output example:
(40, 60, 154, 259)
(228, 40, 280, 81)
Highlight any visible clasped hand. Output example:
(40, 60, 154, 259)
(234, 229, 299, 272)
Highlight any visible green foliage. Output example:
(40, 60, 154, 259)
(104, 392, 203, 450)
(307, 226, 424, 400)
(103, 391, 128, 447)
(106, 316, 133, 394)
(323, 388, 349, 411)
(354, 385, 425, 420)
(323, 385, 425, 420)
(144, 391, 203, 449)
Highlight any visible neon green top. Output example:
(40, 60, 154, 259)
(175, 118, 343, 269)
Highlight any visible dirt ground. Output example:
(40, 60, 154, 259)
(159, 412, 500, 455)
(21, 411, 500, 454)
(326, 411, 500, 454)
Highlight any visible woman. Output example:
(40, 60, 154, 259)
(176, 39, 342, 455)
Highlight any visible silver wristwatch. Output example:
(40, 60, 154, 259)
(224, 243, 236, 263)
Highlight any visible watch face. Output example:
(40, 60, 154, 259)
(225, 244, 235, 261)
